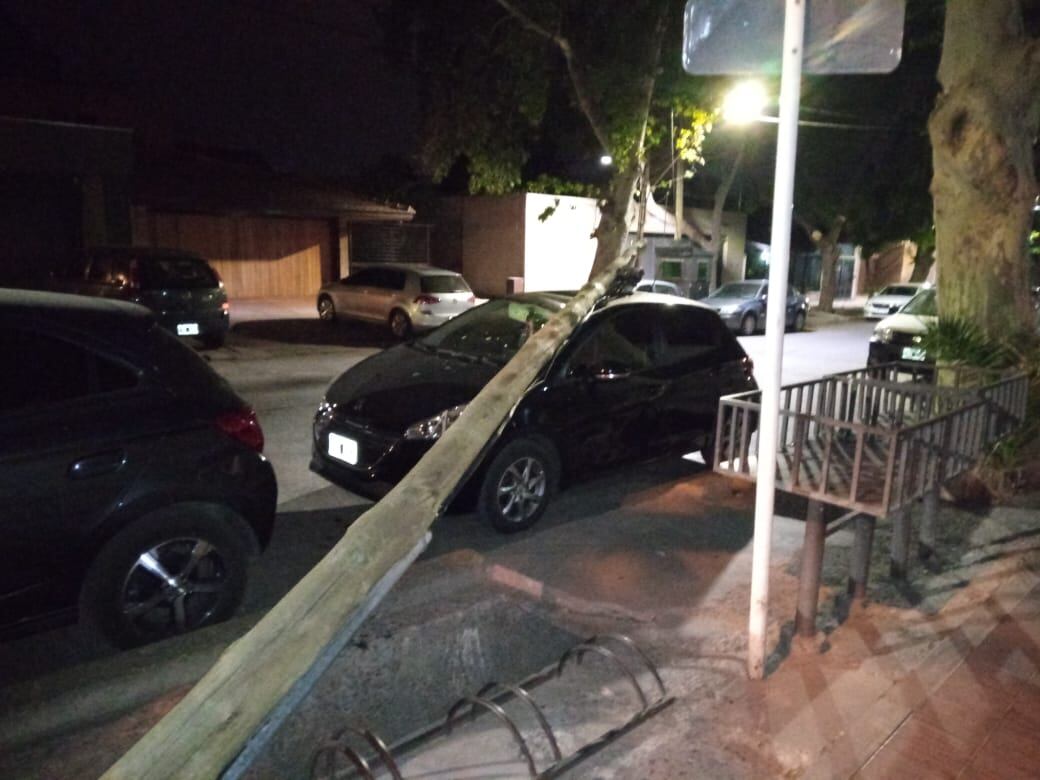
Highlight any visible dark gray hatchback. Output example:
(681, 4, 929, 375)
(51, 247, 231, 347)
(0, 290, 276, 647)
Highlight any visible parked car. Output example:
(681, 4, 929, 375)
(867, 287, 937, 365)
(316, 263, 477, 338)
(864, 282, 926, 320)
(311, 290, 756, 532)
(50, 247, 230, 348)
(703, 280, 808, 335)
(634, 279, 685, 297)
(0, 289, 276, 647)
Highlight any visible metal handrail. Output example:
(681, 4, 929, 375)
(714, 364, 1028, 516)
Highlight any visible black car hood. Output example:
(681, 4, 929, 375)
(324, 344, 501, 433)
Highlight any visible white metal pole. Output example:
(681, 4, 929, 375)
(747, 0, 805, 680)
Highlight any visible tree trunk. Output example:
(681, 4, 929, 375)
(928, 0, 1039, 338)
(910, 245, 936, 283)
(588, 161, 641, 277)
(814, 216, 846, 313)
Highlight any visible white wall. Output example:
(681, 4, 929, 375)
(522, 193, 599, 291)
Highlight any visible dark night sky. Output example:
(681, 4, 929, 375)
(1, 0, 417, 177)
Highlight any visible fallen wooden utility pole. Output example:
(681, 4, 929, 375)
(103, 251, 636, 780)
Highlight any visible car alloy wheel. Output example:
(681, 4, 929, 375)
(318, 296, 336, 321)
(81, 509, 250, 648)
(120, 536, 231, 638)
(496, 456, 547, 525)
(740, 312, 757, 336)
(478, 437, 559, 533)
(390, 309, 411, 339)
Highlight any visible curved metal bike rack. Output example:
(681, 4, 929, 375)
(310, 634, 673, 779)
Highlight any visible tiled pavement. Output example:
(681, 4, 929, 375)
(857, 583, 1040, 779)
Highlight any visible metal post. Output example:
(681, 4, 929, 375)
(847, 514, 875, 601)
(795, 499, 826, 637)
(747, 0, 805, 680)
(919, 488, 938, 561)
(889, 506, 913, 580)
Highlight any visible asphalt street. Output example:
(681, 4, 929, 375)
(0, 307, 875, 684)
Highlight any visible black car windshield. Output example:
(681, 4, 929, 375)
(901, 288, 937, 316)
(138, 257, 218, 290)
(416, 298, 558, 363)
(421, 274, 471, 294)
(711, 282, 762, 299)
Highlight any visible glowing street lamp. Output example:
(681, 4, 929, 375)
(599, 154, 614, 166)
(721, 80, 768, 125)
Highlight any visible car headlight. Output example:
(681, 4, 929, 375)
(719, 304, 741, 315)
(872, 327, 893, 344)
(403, 404, 467, 440)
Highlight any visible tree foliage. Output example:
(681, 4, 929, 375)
(383, 0, 714, 200)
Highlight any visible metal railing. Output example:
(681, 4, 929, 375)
(715, 362, 1029, 516)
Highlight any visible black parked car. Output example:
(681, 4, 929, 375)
(50, 246, 231, 348)
(311, 290, 756, 532)
(0, 290, 276, 647)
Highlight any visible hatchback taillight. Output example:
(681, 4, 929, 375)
(414, 294, 440, 305)
(216, 408, 264, 453)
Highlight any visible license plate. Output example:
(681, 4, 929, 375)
(901, 346, 927, 362)
(327, 432, 359, 465)
(177, 322, 200, 336)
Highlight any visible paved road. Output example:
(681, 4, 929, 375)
(0, 309, 875, 683)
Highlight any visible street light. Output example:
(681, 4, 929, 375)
(599, 154, 613, 166)
(721, 80, 768, 125)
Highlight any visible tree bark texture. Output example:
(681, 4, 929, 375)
(587, 0, 669, 278)
(928, 0, 1039, 338)
(813, 216, 846, 313)
(102, 252, 636, 779)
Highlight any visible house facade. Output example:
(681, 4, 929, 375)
(429, 192, 748, 298)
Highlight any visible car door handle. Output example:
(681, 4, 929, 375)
(69, 450, 127, 479)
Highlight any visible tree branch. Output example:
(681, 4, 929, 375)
(493, 0, 614, 154)
(708, 143, 745, 250)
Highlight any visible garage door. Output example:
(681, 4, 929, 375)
(133, 211, 335, 298)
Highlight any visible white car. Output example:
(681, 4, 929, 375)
(867, 287, 937, 365)
(864, 282, 926, 320)
(317, 263, 477, 338)
(635, 279, 685, 297)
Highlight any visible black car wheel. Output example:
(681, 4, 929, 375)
(740, 312, 758, 336)
(80, 508, 251, 648)
(479, 437, 559, 533)
(318, 295, 336, 322)
(793, 310, 806, 332)
(389, 309, 412, 339)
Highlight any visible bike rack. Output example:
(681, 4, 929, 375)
(310, 634, 673, 779)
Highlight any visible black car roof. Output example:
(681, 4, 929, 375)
(0, 288, 155, 340)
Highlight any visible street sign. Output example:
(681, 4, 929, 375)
(683, 0, 905, 75)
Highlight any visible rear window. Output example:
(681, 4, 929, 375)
(421, 274, 471, 294)
(138, 257, 219, 290)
